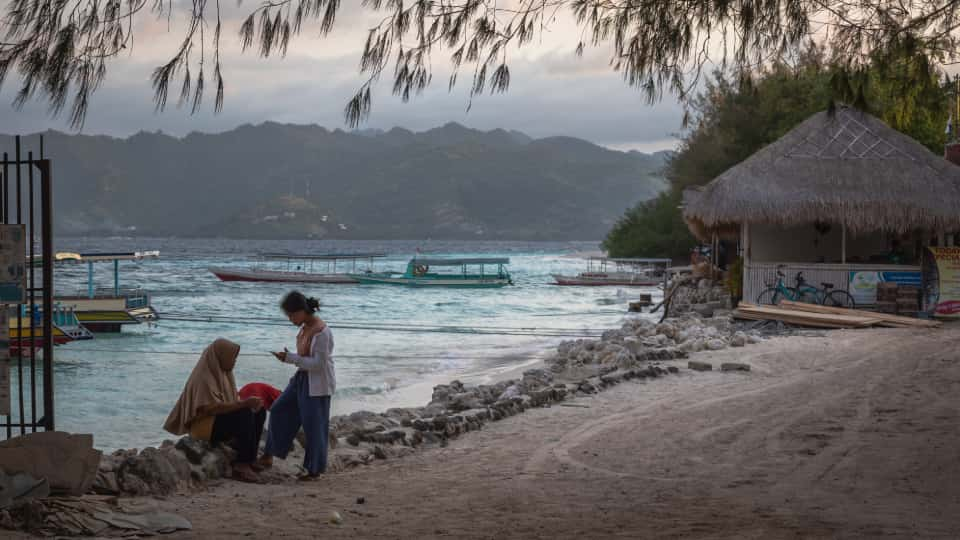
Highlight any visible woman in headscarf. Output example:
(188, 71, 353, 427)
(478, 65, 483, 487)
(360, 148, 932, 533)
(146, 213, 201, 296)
(259, 291, 335, 480)
(164, 338, 265, 482)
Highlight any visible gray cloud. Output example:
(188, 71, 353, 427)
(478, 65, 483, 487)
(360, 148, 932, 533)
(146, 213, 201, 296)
(0, 6, 684, 151)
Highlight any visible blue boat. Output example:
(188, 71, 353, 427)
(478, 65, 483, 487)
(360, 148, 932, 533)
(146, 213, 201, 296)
(353, 257, 512, 288)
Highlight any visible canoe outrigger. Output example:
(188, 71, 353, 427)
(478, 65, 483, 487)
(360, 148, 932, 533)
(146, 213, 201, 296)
(552, 257, 672, 287)
(354, 257, 512, 288)
(55, 251, 159, 333)
(209, 253, 385, 284)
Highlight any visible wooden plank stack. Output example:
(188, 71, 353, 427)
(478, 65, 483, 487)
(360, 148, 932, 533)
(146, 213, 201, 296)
(896, 286, 921, 318)
(734, 301, 940, 330)
(876, 283, 898, 314)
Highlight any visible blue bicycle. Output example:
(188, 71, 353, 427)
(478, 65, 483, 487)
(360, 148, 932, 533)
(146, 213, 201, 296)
(756, 265, 856, 308)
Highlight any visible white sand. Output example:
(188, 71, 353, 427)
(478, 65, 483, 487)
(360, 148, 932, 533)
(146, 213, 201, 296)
(23, 324, 960, 538)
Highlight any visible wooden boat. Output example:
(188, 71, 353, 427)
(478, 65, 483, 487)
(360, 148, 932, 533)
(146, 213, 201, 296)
(209, 253, 385, 284)
(55, 251, 159, 333)
(354, 257, 512, 288)
(552, 257, 671, 287)
(8, 305, 94, 352)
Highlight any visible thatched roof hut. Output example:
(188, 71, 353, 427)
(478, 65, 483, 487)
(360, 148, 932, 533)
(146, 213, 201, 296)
(683, 107, 960, 241)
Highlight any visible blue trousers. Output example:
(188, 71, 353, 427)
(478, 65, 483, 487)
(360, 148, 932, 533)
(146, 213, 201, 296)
(265, 371, 331, 475)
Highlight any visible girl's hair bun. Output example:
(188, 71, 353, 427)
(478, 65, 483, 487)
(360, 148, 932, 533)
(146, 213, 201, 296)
(281, 291, 320, 314)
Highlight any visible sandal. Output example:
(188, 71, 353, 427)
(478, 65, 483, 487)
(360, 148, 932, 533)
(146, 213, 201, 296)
(296, 473, 322, 482)
(233, 467, 261, 484)
(255, 455, 274, 471)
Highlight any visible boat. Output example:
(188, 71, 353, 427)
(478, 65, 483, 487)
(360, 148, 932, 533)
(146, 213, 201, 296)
(54, 251, 159, 333)
(209, 253, 386, 284)
(8, 304, 94, 353)
(354, 257, 512, 288)
(552, 257, 672, 287)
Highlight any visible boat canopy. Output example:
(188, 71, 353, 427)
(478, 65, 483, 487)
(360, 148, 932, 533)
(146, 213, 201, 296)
(410, 257, 510, 266)
(262, 252, 386, 260)
(59, 251, 160, 263)
(57, 251, 159, 299)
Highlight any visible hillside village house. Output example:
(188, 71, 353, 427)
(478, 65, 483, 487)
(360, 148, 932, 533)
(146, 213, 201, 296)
(683, 107, 960, 305)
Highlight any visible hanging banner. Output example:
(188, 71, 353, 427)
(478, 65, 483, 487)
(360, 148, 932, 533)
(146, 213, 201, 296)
(923, 247, 960, 318)
(847, 270, 922, 305)
(0, 225, 26, 304)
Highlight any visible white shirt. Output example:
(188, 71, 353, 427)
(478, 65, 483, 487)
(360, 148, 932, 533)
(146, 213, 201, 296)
(284, 327, 336, 397)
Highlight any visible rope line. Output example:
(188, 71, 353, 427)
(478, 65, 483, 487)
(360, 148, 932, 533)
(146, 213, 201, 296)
(152, 312, 607, 338)
(58, 347, 530, 359)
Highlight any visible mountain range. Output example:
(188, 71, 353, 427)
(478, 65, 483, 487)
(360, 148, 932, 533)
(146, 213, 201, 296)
(1, 123, 668, 240)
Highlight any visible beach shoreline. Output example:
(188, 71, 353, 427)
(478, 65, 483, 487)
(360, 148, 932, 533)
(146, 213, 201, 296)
(161, 324, 960, 538)
(6, 318, 960, 538)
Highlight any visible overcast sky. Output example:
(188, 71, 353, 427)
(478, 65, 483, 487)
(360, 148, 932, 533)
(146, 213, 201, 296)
(0, 4, 685, 152)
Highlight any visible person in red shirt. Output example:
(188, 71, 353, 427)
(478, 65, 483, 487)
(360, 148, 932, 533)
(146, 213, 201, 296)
(238, 383, 282, 411)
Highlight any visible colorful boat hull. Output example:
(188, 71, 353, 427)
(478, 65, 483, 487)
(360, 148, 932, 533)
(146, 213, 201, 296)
(56, 296, 156, 333)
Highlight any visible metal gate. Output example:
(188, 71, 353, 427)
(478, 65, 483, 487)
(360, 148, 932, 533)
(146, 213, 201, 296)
(0, 135, 55, 439)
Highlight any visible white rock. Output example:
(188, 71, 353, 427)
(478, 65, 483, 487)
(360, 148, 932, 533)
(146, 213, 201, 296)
(706, 338, 727, 351)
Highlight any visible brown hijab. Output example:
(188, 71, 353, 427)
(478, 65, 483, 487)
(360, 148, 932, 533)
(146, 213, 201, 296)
(163, 338, 241, 435)
(296, 318, 326, 356)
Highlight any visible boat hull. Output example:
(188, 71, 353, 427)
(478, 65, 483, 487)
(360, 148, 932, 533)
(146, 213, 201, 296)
(552, 274, 660, 287)
(209, 267, 359, 284)
(354, 274, 511, 288)
(9, 319, 83, 350)
(56, 297, 156, 333)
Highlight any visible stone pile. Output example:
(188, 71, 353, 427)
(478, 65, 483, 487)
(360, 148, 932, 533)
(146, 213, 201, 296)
(668, 278, 733, 318)
(547, 313, 761, 377)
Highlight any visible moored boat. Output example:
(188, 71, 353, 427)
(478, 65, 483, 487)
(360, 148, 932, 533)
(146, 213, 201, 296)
(552, 257, 671, 287)
(209, 253, 385, 284)
(354, 257, 512, 288)
(8, 304, 94, 352)
(55, 251, 159, 333)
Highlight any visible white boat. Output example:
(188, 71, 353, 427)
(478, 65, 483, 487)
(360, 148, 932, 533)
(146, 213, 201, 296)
(209, 253, 385, 284)
(552, 257, 671, 287)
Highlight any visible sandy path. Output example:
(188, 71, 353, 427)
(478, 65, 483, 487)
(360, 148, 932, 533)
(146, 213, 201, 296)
(156, 326, 960, 538)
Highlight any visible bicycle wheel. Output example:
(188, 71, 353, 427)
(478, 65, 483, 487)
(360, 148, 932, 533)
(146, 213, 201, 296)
(756, 288, 784, 305)
(824, 290, 856, 309)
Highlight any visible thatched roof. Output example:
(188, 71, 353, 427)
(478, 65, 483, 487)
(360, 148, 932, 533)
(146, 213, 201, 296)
(683, 107, 960, 239)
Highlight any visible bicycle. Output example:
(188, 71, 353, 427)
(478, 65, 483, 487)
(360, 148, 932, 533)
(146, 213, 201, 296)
(756, 265, 856, 308)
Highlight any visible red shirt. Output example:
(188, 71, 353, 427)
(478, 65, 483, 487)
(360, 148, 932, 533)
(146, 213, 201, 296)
(239, 383, 282, 410)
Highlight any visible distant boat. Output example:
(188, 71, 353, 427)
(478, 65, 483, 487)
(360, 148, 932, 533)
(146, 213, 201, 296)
(209, 253, 386, 284)
(354, 257, 512, 288)
(552, 257, 671, 287)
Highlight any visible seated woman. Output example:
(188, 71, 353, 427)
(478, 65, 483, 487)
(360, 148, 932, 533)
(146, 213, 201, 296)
(164, 338, 265, 482)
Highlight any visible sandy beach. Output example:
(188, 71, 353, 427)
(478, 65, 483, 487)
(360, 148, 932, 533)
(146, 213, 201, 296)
(131, 323, 960, 539)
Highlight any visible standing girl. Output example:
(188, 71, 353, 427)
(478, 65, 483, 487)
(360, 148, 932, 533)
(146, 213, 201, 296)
(260, 291, 335, 479)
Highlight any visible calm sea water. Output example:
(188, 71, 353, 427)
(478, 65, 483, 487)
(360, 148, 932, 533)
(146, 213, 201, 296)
(9, 238, 662, 450)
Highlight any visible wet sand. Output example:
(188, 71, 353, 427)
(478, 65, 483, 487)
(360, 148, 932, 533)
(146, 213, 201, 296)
(141, 325, 960, 537)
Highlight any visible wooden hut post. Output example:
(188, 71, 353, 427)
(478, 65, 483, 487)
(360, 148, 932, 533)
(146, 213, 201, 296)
(841, 221, 847, 264)
(742, 222, 751, 265)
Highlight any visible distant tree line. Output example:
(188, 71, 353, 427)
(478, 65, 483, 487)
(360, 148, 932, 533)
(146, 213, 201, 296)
(603, 44, 951, 261)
